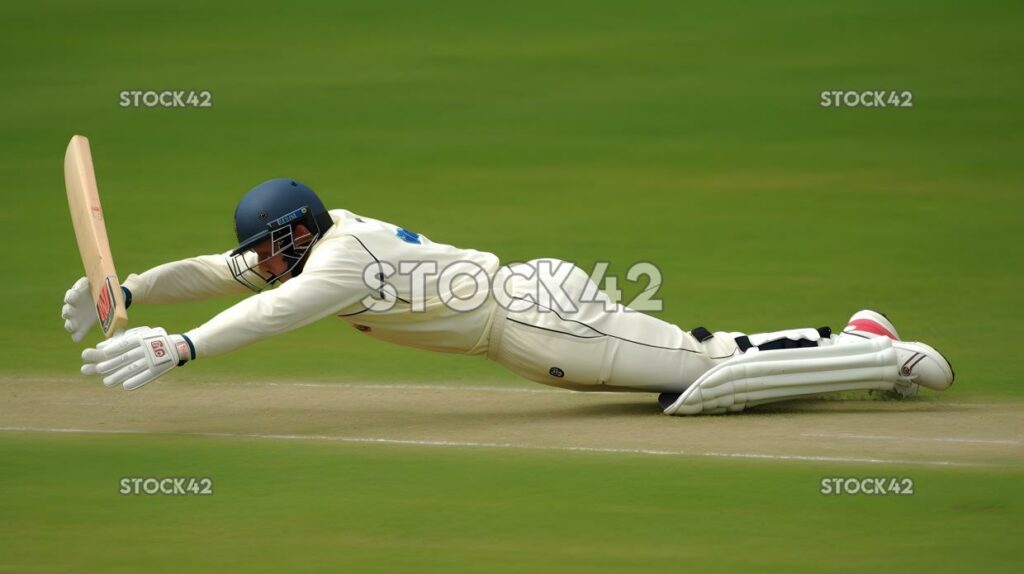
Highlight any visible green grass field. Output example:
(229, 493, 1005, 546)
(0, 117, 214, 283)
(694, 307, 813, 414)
(1, 0, 1022, 571)
(2, 433, 1021, 573)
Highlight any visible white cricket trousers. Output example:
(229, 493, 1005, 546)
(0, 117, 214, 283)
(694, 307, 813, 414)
(485, 259, 742, 393)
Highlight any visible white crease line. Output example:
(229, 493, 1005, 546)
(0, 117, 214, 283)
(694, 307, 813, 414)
(9, 378, 1024, 406)
(2, 377, 82, 384)
(0, 426, 1011, 468)
(941, 403, 1015, 408)
(1, 377, 593, 395)
(265, 382, 569, 394)
(802, 432, 1022, 446)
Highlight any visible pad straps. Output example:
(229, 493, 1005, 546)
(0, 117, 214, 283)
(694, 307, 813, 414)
(735, 327, 832, 352)
(690, 325, 833, 352)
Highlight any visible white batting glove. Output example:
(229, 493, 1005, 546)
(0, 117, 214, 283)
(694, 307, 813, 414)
(81, 326, 194, 390)
(62, 277, 98, 342)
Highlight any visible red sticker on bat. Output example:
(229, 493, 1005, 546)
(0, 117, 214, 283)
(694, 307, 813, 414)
(96, 278, 116, 333)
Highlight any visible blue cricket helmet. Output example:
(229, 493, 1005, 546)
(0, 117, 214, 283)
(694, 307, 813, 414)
(228, 178, 335, 290)
(232, 178, 333, 255)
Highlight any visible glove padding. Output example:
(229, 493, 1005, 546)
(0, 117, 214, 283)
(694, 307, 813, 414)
(62, 277, 98, 342)
(82, 326, 190, 390)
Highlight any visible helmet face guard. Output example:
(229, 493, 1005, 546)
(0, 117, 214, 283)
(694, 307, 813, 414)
(229, 206, 323, 292)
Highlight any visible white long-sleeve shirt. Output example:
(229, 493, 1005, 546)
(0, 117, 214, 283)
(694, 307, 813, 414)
(122, 210, 501, 358)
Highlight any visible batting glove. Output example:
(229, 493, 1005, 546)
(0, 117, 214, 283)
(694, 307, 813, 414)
(62, 277, 98, 342)
(81, 326, 195, 390)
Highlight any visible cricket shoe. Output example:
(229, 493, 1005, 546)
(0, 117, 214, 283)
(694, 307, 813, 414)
(838, 310, 954, 395)
(837, 310, 916, 396)
(840, 309, 901, 341)
(892, 341, 955, 392)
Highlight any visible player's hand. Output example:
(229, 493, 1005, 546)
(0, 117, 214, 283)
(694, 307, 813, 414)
(62, 277, 97, 342)
(81, 326, 194, 390)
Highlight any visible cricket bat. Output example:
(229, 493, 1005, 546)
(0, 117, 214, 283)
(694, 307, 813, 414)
(64, 135, 129, 338)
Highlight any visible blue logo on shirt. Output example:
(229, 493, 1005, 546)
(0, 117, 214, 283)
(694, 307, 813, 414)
(396, 228, 422, 244)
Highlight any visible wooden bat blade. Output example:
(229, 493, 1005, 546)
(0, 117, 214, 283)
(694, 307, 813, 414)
(64, 135, 129, 338)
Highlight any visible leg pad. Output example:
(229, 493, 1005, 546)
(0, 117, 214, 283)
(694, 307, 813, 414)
(664, 338, 899, 415)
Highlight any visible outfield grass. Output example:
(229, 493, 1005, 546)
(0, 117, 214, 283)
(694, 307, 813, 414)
(1, 1, 1022, 571)
(1, 432, 1021, 573)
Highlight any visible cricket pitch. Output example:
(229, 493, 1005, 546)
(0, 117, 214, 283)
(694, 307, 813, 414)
(3, 377, 1020, 469)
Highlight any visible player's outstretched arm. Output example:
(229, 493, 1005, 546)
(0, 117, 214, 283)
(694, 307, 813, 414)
(61, 251, 265, 342)
(80, 242, 369, 389)
(121, 251, 262, 304)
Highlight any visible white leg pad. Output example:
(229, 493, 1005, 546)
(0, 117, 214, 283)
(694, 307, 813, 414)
(664, 337, 899, 415)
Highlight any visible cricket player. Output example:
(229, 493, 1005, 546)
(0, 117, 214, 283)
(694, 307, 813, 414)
(62, 179, 954, 415)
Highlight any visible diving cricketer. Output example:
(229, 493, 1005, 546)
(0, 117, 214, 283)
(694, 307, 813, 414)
(63, 179, 954, 415)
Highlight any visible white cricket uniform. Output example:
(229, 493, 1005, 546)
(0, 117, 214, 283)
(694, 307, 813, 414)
(123, 209, 747, 393)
